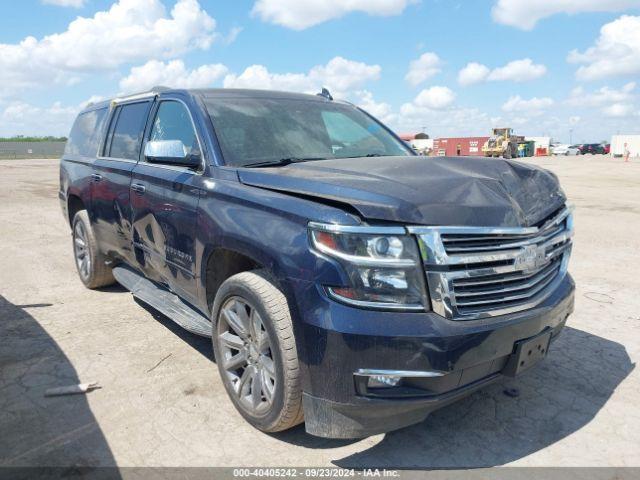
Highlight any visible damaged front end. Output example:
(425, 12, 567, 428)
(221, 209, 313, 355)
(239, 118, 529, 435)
(238, 155, 575, 438)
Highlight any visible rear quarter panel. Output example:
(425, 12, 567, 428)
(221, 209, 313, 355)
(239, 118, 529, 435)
(59, 156, 94, 226)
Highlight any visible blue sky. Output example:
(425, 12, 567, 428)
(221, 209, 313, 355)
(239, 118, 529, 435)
(1, 0, 640, 143)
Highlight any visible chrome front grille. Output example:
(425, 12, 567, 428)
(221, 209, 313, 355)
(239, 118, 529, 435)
(441, 220, 565, 254)
(452, 255, 563, 315)
(408, 206, 574, 319)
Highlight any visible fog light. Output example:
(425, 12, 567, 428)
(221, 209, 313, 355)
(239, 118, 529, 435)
(368, 375, 402, 388)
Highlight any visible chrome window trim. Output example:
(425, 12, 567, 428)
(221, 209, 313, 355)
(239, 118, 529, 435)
(135, 162, 199, 175)
(95, 156, 138, 164)
(111, 92, 157, 105)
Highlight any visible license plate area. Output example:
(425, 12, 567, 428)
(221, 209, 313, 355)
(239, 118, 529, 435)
(503, 330, 552, 377)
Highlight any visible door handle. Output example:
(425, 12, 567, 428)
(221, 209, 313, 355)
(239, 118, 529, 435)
(131, 183, 146, 194)
(91, 173, 103, 182)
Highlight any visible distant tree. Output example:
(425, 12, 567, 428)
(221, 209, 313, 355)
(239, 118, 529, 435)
(0, 136, 67, 142)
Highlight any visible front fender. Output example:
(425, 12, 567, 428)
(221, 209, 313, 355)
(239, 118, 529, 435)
(194, 175, 357, 310)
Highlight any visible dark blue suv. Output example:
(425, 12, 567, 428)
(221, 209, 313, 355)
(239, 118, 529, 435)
(59, 87, 575, 438)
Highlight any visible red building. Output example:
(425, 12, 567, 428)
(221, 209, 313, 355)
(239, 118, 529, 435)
(432, 137, 489, 156)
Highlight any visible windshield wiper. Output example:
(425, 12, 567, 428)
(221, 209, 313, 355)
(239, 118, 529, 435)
(244, 157, 327, 168)
(340, 153, 387, 159)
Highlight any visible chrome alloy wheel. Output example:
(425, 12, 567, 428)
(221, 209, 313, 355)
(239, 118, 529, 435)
(73, 220, 91, 280)
(218, 296, 276, 415)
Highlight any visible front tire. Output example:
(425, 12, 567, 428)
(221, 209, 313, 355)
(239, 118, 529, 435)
(212, 270, 303, 433)
(72, 210, 115, 289)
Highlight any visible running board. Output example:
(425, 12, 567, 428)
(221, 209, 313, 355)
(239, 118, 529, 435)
(112, 266, 211, 337)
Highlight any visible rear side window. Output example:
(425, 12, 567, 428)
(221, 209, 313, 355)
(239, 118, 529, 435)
(65, 108, 108, 157)
(107, 102, 150, 160)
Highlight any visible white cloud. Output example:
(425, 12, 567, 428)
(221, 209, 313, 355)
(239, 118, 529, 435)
(491, 0, 640, 30)
(251, 0, 416, 30)
(82, 96, 107, 108)
(399, 86, 456, 115)
(568, 15, 640, 80)
(603, 103, 635, 117)
(0, 0, 217, 97)
(224, 66, 310, 92)
(223, 26, 243, 45)
(457, 62, 490, 86)
(354, 90, 396, 125)
(394, 105, 492, 137)
(223, 56, 381, 99)
(42, 0, 86, 7)
(0, 101, 81, 136)
(457, 58, 546, 86)
(405, 52, 442, 86)
(120, 60, 228, 93)
(502, 95, 554, 114)
(413, 86, 456, 109)
(566, 82, 636, 107)
(487, 58, 547, 82)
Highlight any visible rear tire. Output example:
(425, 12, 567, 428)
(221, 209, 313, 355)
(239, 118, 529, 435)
(71, 210, 115, 289)
(212, 270, 303, 433)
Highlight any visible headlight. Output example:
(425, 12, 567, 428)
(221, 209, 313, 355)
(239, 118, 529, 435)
(309, 223, 429, 310)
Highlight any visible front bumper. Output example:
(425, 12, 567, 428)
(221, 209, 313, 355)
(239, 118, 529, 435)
(289, 274, 575, 438)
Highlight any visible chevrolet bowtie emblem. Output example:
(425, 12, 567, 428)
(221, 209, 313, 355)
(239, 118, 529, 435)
(514, 245, 547, 273)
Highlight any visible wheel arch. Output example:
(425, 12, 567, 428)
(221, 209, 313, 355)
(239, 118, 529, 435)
(67, 194, 86, 226)
(203, 246, 271, 312)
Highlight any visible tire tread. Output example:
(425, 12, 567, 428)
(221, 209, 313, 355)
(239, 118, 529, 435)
(72, 210, 115, 289)
(214, 270, 303, 431)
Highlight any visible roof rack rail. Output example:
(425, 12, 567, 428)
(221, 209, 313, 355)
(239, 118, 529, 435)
(111, 86, 172, 105)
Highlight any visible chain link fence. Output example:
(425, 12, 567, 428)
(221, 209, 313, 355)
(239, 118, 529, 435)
(0, 141, 66, 159)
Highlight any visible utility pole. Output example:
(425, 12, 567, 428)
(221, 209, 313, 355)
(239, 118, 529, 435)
(569, 128, 573, 144)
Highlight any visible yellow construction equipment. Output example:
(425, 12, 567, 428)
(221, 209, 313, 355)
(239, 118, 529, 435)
(482, 128, 524, 159)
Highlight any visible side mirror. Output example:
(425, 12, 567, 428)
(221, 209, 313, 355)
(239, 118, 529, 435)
(144, 140, 201, 168)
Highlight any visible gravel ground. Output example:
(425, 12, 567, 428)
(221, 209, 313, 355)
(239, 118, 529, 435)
(0, 155, 638, 468)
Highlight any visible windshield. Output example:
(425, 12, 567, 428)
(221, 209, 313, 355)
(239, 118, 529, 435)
(204, 97, 412, 167)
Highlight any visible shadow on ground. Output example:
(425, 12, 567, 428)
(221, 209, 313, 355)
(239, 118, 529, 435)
(0, 296, 118, 473)
(274, 326, 634, 468)
(134, 293, 634, 467)
(4, 284, 631, 470)
(132, 297, 213, 361)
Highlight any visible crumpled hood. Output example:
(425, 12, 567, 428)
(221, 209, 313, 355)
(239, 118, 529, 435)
(238, 156, 566, 227)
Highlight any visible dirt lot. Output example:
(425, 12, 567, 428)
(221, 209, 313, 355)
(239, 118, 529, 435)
(1, 155, 639, 468)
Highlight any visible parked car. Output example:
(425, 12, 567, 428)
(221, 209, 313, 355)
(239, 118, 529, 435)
(603, 143, 611, 154)
(59, 87, 575, 439)
(578, 143, 605, 155)
(552, 144, 580, 156)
